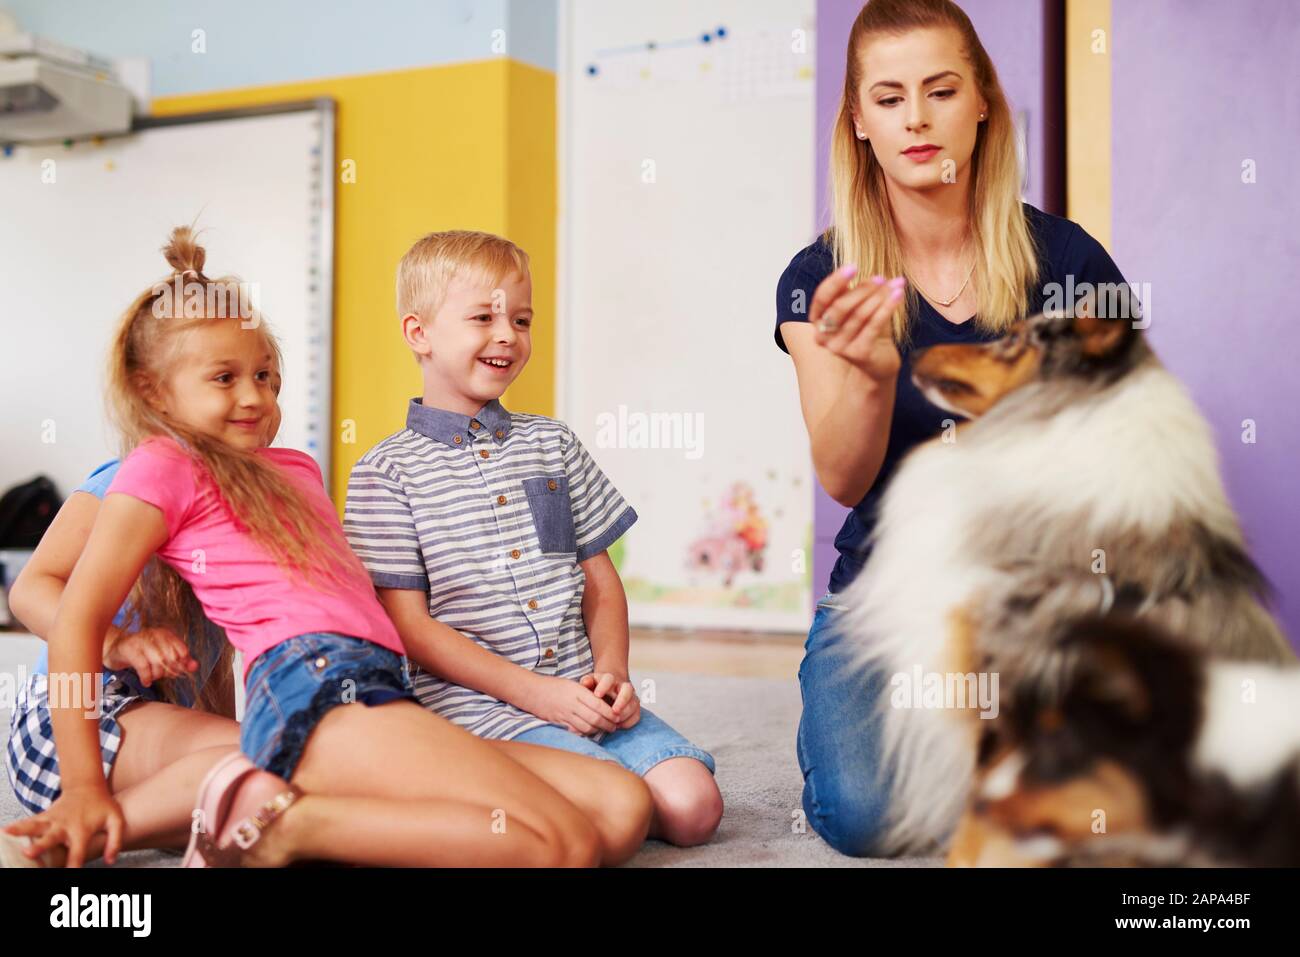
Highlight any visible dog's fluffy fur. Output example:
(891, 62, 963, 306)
(949, 616, 1300, 867)
(838, 301, 1293, 855)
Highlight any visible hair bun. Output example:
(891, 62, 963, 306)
(162, 226, 207, 280)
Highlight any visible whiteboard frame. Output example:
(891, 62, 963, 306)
(129, 99, 338, 492)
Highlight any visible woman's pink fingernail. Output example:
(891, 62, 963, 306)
(890, 287, 904, 300)
(839, 263, 858, 277)
(888, 276, 906, 288)
(870, 275, 885, 284)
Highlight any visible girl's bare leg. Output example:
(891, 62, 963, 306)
(11, 702, 240, 863)
(78, 744, 240, 860)
(484, 738, 653, 864)
(221, 701, 617, 867)
(106, 701, 240, 841)
(107, 701, 240, 793)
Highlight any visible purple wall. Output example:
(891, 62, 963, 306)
(1111, 1, 1300, 649)
(811, 0, 1059, 596)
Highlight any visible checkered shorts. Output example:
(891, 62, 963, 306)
(4, 673, 148, 814)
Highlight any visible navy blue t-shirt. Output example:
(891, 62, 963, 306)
(775, 202, 1129, 593)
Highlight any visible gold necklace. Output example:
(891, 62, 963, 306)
(906, 252, 976, 307)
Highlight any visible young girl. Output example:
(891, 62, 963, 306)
(4, 228, 652, 867)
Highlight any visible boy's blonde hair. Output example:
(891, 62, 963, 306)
(396, 230, 531, 322)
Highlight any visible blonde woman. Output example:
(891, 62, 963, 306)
(775, 0, 1130, 856)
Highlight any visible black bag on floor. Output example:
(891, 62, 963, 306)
(0, 475, 63, 549)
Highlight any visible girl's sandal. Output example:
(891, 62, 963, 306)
(182, 751, 302, 868)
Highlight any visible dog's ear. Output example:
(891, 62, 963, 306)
(1072, 294, 1128, 358)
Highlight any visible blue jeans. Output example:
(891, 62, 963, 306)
(511, 706, 715, 778)
(796, 592, 894, 856)
(241, 633, 415, 780)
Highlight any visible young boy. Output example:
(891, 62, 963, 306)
(344, 231, 722, 847)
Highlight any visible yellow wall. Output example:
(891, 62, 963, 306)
(152, 59, 557, 509)
(1065, 0, 1112, 248)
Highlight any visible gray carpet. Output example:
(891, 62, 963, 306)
(1, 635, 938, 867)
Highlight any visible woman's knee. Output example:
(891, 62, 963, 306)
(802, 772, 893, 857)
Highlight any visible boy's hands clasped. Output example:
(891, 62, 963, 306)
(525, 671, 640, 736)
(581, 671, 640, 730)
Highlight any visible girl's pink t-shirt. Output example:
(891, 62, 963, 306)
(106, 436, 405, 679)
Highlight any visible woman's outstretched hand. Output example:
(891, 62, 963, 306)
(808, 264, 904, 383)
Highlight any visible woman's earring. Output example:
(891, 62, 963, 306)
(856, 129, 867, 140)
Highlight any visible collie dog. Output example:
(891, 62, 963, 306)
(838, 295, 1293, 855)
(948, 615, 1300, 867)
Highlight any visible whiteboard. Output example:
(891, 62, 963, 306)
(0, 101, 335, 501)
(560, 1, 815, 631)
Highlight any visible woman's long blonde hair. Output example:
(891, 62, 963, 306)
(829, 0, 1041, 345)
(103, 226, 366, 709)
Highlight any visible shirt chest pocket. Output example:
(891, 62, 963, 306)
(521, 475, 577, 555)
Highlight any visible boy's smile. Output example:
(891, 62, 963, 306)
(410, 269, 533, 416)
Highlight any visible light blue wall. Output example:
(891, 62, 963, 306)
(0, 0, 556, 95)
(507, 0, 558, 71)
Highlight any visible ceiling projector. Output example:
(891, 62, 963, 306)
(0, 32, 134, 143)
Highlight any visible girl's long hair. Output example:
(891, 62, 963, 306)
(103, 226, 367, 710)
(828, 0, 1042, 346)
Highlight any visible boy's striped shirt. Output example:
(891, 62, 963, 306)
(343, 397, 636, 741)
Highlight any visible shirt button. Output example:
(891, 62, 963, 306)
(527, 599, 538, 610)
(480, 450, 489, 459)
(452, 435, 462, 445)
(511, 549, 521, 559)
(543, 648, 555, 659)
(495, 430, 504, 439)
(313, 656, 328, 670)
(497, 494, 507, 505)
(470, 420, 481, 430)
(547, 479, 557, 491)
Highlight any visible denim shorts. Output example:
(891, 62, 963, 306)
(510, 706, 715, 778)
(241, 633, 415, 781)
